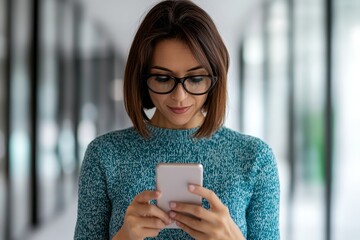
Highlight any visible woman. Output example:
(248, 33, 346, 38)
(74, 1, 280, 239)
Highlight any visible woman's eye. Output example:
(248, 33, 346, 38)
(189, 76, 205, 83)
(155, 76, 171, 82)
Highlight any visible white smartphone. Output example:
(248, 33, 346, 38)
(156, 163, 203, 228)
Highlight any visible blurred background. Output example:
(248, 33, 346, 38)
(0, 0, 359, 239)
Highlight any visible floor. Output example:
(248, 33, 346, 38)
(27, 198, 78, 240)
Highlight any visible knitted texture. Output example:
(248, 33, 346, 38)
(74, 125, 280, 239)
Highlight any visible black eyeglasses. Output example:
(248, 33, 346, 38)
(143, 74, 217, 95)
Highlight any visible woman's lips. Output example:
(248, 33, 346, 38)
(168, 106, 190, 114)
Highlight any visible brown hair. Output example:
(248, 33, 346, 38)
(124, 0, 229, 138)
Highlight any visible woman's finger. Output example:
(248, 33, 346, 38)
(134, 203, 172, 225)
(169, 211, 208, 233)
(169, 202, 214, 221)
(175, 220, 207, 240)
(188, 185, 224, 210)
(135, 216, 168, 229)
(126, 217, 162, 239)
(134, 190, 161, 204)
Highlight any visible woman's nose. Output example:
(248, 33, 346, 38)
(170, 83, 188, 101)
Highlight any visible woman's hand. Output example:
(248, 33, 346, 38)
(169, 185, 246, 240)
(113, 190, 172, 240)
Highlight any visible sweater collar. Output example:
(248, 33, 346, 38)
(146, 122, 199, 139)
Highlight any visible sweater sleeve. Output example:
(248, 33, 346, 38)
(74, 140, 111, 239)
(246, 143, 280, 240)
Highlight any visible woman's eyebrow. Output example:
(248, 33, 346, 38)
(186, 66, 205, 72)
(150, 65, 205, 73)
(150, 66, 173, 73)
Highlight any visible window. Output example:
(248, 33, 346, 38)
(333, 0, 360, 238)
(9, 0, 32, 238)
(0, 0, 7, 238)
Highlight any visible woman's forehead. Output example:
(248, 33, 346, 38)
(150, 39, 206, 74)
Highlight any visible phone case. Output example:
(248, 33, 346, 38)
(156, 163, 203, 228)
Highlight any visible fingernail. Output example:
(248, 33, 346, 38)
(170, 202, 176, 209)
(188, 184, 195, 192)
(169, 211, 176, 218)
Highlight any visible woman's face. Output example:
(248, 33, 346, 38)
(148, 38, 208, 129)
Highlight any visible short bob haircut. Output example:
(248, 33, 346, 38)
(124, 0, 229, 138)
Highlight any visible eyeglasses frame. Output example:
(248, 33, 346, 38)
(143, 74, 218, 95)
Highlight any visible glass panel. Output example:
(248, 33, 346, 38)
(333, 0, 360, 238)
(0, 0, 7, 238)
(264, 0, 289, 238)
(58, 0, 78, 205)
(113, 57, 131, 130)
(242, 9, 265, 138)
(37, 0, 61, 222)
(292, 0, 326, 239)
(9, 0, 32, 238)
(78, 18, 99, 162)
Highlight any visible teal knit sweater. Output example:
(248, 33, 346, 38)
(74, 125, 280, 239)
